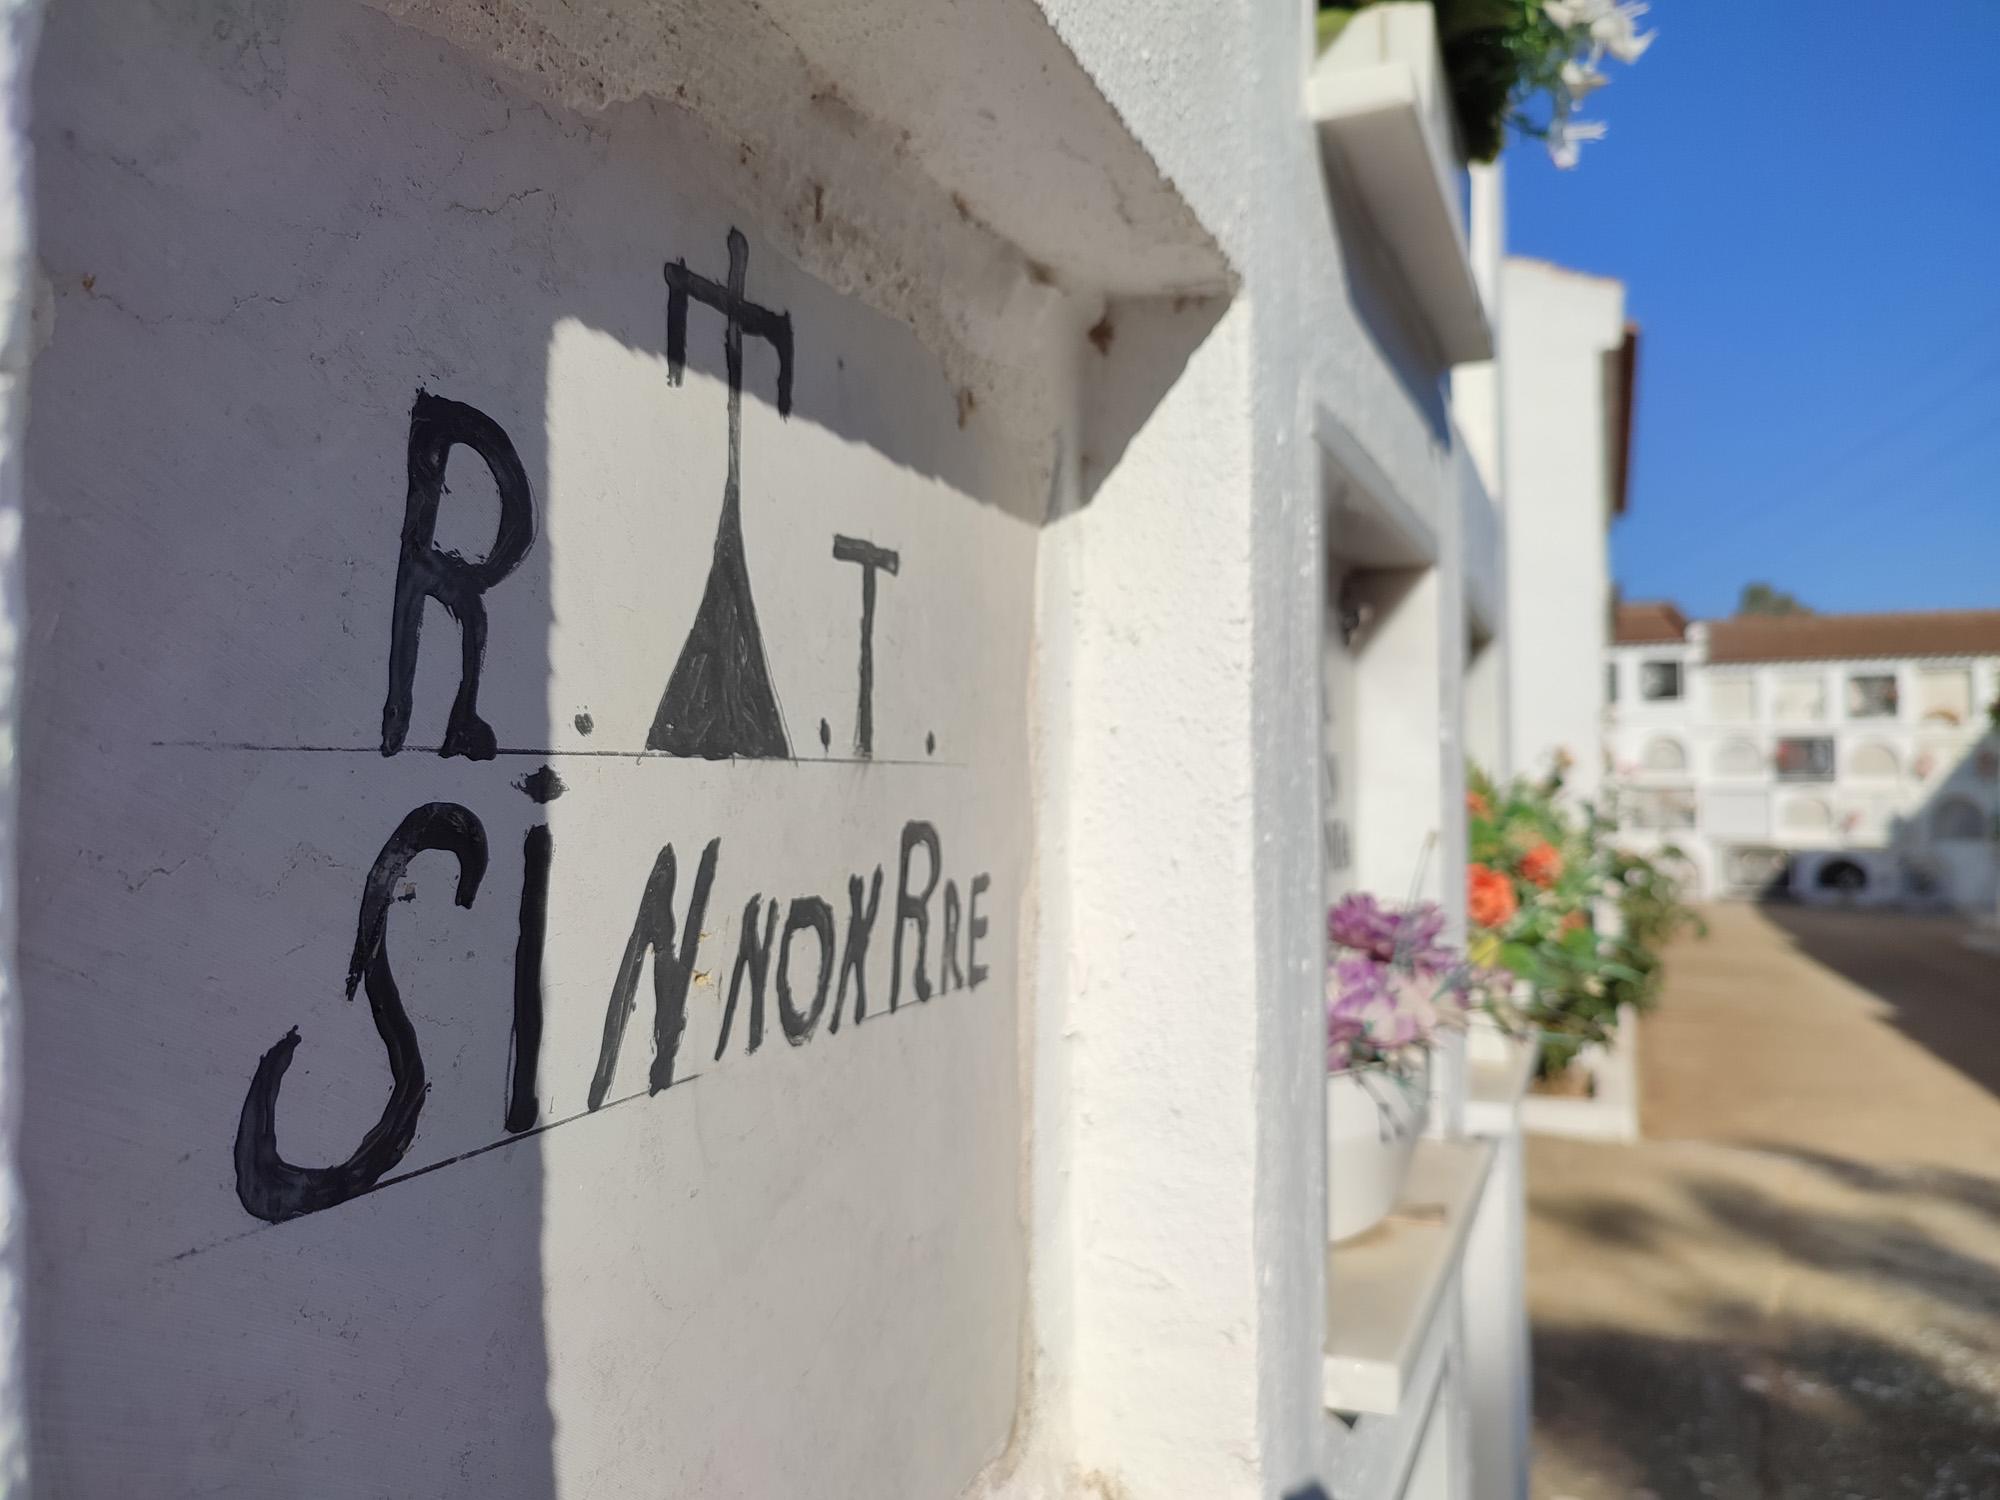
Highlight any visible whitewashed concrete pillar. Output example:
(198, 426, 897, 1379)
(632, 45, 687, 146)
(0, 2, 39, 1490)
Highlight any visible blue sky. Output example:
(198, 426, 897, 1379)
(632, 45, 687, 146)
(1505, 1, 2000, 621)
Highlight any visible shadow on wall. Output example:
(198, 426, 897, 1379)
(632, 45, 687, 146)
(1533, 1154, 2000, 1498)
(21, 0, 1229, 1494)
(1071, 293, 1227, 512)
(1757, 729, 2000, 913)
(21, 5, 574, 1495)
(1312, 137, 1451, 449)
(1891, 729, 2000, 911)
(652, 184, 1234, 526)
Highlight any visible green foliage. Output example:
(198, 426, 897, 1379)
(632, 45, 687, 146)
(1736, 582, 1814, 617)
(1431, 0, 1562, 162)
(1467, 756, 1704, 1076)
(1316, 7, 1356, 51)
(1316, 0, 1590, 163)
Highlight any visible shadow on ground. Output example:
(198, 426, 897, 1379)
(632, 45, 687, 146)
(1733, 1143, 2000, 1225)
(1756, 902, 2000, 1101)
(1529, 1140, 2000, 1499)
(1539, 1164, 2000, 1327)
(1537, 1321, 2000, 1500)
(1531, 903, 2000, 1498)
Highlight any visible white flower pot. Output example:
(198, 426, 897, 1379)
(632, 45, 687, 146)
(1327, 1063, 1428, 1244)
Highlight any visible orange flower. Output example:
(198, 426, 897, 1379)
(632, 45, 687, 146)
(1519, 841, 1563, 889)
(1559, 910, 1588, 937)
(1466, 790, 1492, 819)
(1467, 863, 1518, 928)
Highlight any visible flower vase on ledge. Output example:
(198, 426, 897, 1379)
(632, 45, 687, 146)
(1327, 1058, 1428, 1244)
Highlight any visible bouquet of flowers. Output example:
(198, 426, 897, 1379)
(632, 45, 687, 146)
(1466, 754, 1700, 1072)
(1325, 893, 1488, 1073)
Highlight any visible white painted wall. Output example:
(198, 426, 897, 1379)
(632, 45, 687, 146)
(1453, 164, 1506, 506)
(1460, 1128, 1530, 1500)
(0, 3, 35, 1492)
(1351, 568, 1451, 907)
(1464, 640, 1509, 782)
(4, 2, 1526, 1496)
(1023, 5, 1497, 1497)
(24, 5, 1053, 1494)
(1499, 258, 1625, 801)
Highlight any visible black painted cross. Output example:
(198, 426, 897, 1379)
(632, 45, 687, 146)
(649, 228, 797, 759)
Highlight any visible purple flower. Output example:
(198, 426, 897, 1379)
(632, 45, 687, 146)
(1325, 893, 1477, 1072)
(1398, 902, 1446, 955)
(1330, 894, 1455, 970)
(1328, 893, 1399, 960)
(1326, 1009, 1368, 1071)
(1376, 1007, 1421, 1049)
(1330, 954, 1391, 1017)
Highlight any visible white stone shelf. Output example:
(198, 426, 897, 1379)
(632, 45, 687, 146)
(1308, 3, 1492, 364)
(1323, 1136, 1497, 1416)
(1464, 1023, 1538, 1138)
(1518, 1008, 1642, 1143)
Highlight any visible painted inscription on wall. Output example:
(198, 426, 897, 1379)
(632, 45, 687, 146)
(232, 231, 994, 1226)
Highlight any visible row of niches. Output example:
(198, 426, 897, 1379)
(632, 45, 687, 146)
(1621, 786, 1993, 844)
(1624, 662, 1991, 724)
(1771, 791, 1987, 841)
(1621, 735, 2000, 783)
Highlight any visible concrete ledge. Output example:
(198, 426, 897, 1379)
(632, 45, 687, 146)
(370, 0, 1232, 298)
(1308, 4, 1490, 364)
(1519, 1010, 1642, 1143)
(1315, 402, 1439, 569)
(1324, 1137, 1497, 1415)
(1464, 1022, 1536, 1138)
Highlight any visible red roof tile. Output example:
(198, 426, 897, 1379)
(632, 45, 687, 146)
(1613, 600, 1687, 645)
(1706, 609, 2000, 664)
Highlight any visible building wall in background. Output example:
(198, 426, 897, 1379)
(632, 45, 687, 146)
(1499, 258, 1626, 800)
(1606, 636, 2000, 909)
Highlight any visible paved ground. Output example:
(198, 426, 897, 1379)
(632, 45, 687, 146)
(1527, 902, 2000, 1500)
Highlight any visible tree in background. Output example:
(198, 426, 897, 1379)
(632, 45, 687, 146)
(1736, 582, 1813, 618)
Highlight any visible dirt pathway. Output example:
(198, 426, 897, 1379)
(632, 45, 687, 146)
(1527, 903, 2000, 1500)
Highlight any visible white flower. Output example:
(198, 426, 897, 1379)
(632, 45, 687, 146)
(1546, 114, 1607, 169)
(1561, 57, 1609, 99)
(1590, 2, 1656, 64)
(1543, 0, 1609, 27)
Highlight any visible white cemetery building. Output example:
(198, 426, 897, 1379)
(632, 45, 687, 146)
(1606, 603, 2000, 910)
